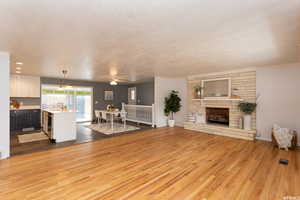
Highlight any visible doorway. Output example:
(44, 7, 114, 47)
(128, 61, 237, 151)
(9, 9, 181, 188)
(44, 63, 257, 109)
(128, 87, 137, 105)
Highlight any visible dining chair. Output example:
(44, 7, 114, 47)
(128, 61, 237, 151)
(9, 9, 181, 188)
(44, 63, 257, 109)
(113, 111, 126, 128)
(121, 111, 127, 128)
(101, 112, 110, 128)
(95, 110, 101, 125)
(120, 111, 127, 128)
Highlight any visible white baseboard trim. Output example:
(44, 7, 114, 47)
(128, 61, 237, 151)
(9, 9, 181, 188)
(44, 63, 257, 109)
(256, 136, 300, 146)
(0, 152, 9, 160)
(156, 124, 167, 128)
(175, 122, 184, 127)
(255, 137, 272, 142)
(176, 125, 184, 127)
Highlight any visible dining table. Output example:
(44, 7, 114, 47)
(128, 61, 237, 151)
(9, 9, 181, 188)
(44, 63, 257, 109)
(95, 110, 126, 130)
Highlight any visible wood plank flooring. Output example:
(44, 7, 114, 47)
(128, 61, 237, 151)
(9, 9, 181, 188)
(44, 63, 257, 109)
(1, 127, 299, 200)
(10, 122, 151, 156)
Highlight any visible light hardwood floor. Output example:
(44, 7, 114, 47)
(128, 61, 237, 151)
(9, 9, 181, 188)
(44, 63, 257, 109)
(1, 127, 299, 200)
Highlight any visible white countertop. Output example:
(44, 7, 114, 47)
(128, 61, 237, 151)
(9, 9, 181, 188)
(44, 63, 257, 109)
(42, 109, 76, 114)
(10, 105, 41, 110)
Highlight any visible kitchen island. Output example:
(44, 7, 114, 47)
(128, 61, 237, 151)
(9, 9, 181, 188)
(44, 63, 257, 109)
(42, 110, 77, 143)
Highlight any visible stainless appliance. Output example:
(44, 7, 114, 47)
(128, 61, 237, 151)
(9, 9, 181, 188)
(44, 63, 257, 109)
(42, 111, 53, 139)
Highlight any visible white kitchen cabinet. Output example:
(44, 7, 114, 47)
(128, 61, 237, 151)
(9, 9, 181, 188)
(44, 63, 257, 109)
(10, 75, 40, 97)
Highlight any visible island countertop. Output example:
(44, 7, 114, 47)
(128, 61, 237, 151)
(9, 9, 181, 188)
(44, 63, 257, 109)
(42, 109, 76, 114)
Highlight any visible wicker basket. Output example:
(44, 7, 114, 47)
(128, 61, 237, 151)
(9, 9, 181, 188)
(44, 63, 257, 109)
(272, 129, 297, 150)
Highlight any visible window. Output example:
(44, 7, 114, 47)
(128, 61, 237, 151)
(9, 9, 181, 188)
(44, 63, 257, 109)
(41, 85, 93, 122)
(131, 89, 135, 100)
(128, 87, 137, 104)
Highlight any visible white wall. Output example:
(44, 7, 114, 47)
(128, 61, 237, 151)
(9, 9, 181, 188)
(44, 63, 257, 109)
(256, 63, 300, 144)
(154, 77, 187, 127)
(0, 52, 10, 159)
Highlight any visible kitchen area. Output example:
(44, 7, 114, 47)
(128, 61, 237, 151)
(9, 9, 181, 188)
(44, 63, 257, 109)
(9, 67, 152, 156)
(10, 74, 79, 156)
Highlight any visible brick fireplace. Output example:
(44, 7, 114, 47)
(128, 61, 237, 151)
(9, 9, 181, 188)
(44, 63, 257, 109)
(184, 70, 257, 141)
(187, 70, 256, 130)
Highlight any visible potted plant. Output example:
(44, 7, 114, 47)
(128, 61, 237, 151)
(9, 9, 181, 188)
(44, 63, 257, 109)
(194, 86, 203, 99)
(238, 102, 257, 131)
(164, 90, 182, 127)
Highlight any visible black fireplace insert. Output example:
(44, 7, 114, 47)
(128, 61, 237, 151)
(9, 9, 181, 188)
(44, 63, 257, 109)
(206, 107, 229, 126)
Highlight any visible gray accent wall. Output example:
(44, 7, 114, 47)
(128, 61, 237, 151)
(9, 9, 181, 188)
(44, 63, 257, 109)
(129, 81, 154, 105)
(41, 77, 129, 119)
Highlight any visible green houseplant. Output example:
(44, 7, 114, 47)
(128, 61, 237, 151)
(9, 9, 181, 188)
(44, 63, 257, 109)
(164, 90, 182, 127)
(238, 102, 257, 130)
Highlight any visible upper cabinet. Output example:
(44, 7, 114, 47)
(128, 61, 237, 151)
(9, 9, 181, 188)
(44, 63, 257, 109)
(10, 75, 40, 98)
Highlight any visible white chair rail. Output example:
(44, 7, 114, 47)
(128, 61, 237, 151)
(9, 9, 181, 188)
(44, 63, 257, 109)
(122, 103, 155, 127)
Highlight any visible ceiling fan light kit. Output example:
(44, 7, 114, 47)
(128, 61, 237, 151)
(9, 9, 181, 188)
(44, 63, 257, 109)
(110, 81, 118, 86)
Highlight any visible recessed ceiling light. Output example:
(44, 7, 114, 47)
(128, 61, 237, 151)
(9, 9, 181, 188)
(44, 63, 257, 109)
(16, 62, 23, 65)
(16, 67, 22, 70)
(16, 71, 21, 74)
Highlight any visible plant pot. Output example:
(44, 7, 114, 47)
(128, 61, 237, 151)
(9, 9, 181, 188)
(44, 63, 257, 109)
(243, 114, 252, 131)
(168, 119, 175, 127)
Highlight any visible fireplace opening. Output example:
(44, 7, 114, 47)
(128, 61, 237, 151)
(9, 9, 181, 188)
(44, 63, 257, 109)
(206, 107, 229, 126)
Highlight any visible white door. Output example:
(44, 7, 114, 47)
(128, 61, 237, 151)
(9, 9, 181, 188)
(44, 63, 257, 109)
(128, 87, 137, 105)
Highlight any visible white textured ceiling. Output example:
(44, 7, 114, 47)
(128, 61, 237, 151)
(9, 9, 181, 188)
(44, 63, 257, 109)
(0, 0, 299, 82)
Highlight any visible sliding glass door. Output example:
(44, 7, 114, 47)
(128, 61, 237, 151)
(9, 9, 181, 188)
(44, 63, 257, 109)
(75, 88, 92, 122)
(41, 85, 93, 122)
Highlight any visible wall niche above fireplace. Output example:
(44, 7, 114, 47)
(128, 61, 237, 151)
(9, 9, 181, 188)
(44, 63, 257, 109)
(206, 107, 229, 126)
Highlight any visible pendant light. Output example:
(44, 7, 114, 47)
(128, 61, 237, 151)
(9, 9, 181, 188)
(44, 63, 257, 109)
(59, 70, 72, 89)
